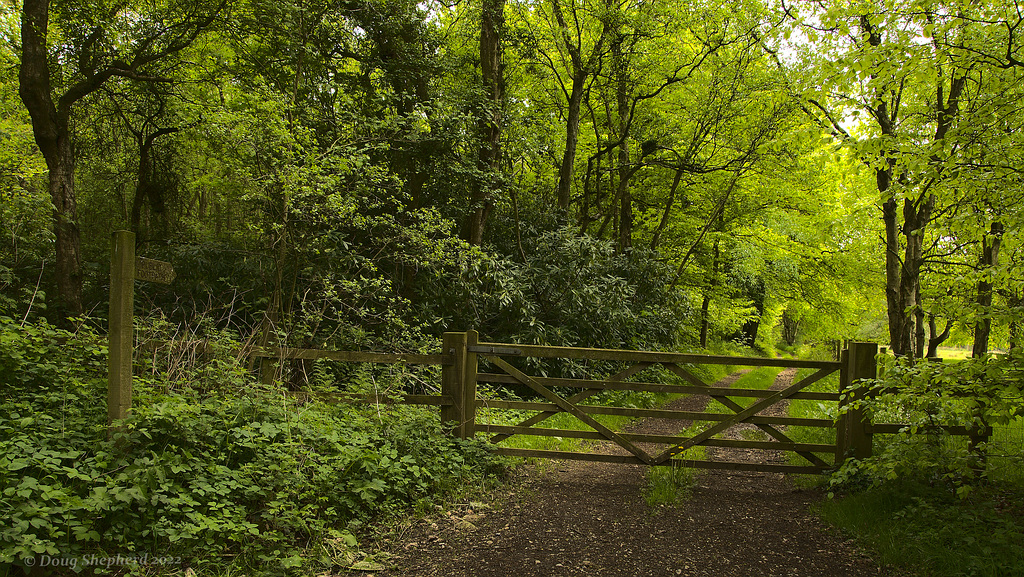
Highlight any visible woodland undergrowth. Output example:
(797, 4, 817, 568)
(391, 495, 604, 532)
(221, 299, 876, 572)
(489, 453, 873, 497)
(0, 316, 508, 577)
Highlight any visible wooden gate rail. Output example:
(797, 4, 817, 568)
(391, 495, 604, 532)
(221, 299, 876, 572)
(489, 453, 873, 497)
(475, 373, 841, 400)
(474, 400, 834, 427)
(471, 342, 841, 368)
(476, 424, 836, 452)
(251, 347, 451, 366)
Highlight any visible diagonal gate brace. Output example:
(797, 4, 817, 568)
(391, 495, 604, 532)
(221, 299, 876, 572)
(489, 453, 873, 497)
(664, 364, 831, 468)
(653, 367, 835, 465)
(486, 356, 654, 465)
(489, 362, 652, 444)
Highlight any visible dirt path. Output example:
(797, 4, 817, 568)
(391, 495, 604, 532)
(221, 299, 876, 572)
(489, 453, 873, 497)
(377, 370, 896, 577)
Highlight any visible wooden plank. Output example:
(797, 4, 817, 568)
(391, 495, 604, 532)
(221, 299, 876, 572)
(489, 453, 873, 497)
(134, 256, 176, 284)
(252, 347, 451, 365)
(664, 363, 831, 468)
(476, 372, 840, 401)
(485, 356, 654, 464)
(463, 330, 479, 438)
(489, 448, 830, 474)
(477, 399, 835, 427)
(474, 341, 842, 369)
(490, 447, 647, 465)
(441, 332, 471, 439)
(846, 342, 878, 460)
(698, 438, 835, 454)
(479, 425, 835, 452)
(488, 362, 651, 444)
(670, 459, 829, 475)
(653, 367, 835, 464)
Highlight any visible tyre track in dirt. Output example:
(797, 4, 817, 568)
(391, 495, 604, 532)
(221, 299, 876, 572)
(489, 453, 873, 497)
(376, 370, 897, 577)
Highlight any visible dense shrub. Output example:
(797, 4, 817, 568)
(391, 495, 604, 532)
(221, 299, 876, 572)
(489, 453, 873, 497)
(416, 227, 692, 352)
(0, 317, 505, 575)
(831, 349, 1024, 492)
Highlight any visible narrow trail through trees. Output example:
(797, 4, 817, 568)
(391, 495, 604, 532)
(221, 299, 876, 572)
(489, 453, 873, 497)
(378, 371, 898, 577)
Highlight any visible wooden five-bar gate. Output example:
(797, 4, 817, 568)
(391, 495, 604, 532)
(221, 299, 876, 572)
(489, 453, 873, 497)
(432, 331, 878, 474)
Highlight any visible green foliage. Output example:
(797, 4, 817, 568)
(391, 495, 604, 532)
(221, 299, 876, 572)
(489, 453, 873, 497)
(644, 458, 701, 508)
(0, 318, 506, 575)
(832, 351, 1024, 492)
(420, 227, 691, 352)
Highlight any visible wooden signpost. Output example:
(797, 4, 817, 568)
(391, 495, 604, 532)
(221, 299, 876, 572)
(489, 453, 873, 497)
(108, 230, 175, 430)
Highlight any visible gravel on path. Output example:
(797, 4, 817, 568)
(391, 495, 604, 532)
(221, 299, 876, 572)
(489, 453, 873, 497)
(376, 370, 898, 577)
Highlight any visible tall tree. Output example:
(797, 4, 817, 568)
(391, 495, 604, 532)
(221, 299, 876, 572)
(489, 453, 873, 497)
(539, 0, 612, 212)
(774, 0, 1020, 355)
(19, 0, 223, 318)
(467, 0, 506, 245)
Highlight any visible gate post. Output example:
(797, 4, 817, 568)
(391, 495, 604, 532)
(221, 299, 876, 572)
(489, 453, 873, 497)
(108, 231, 136, 429)
(837, 342, 878, 461)
(835, 348, 849, 463)
(441, 331, 476, 439)
(463, 330, 478, 439)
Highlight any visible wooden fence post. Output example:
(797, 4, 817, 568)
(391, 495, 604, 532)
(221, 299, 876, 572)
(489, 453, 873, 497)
(108, 231, 136, 429)
(838, 341, 878, 461)
(441, 331, 476, 439)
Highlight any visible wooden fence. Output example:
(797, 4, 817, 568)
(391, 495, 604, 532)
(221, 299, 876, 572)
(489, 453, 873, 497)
(109, 244, 991, 471)
(247, 332, 886, 473)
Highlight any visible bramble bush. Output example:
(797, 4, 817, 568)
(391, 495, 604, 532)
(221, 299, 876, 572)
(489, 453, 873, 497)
(0, 317, 506, 575)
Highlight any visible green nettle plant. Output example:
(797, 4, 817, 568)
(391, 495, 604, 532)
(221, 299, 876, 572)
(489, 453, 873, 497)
(0, 317, 506, 575)
(831, 350, 1024, 492)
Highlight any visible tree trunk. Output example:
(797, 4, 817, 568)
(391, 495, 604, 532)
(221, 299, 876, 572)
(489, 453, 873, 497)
(699, 291, 712, 349)
(926, 314, 951, 358)
(612, 34, 632, 253)
(903, 195, 934, 355)
(972, 221, 1004, 357)
(699, 235, 720, 348)
(649, 168, 683, 250)
(49, 142, 84, 319)
(781, 310, 799, 346)
(19, 0, 83, 319)
(882, 196, 903, 355)
(467, 0, 505, 245)
(556, 75, 586, 213)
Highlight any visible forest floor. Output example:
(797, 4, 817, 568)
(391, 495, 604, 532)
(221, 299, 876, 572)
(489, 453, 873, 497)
(373, 370, 905, 577)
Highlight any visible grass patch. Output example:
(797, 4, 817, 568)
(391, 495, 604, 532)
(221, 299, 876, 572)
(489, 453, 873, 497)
(643, 418, 708, 507)
(935, 346, 972, 360)
(644, 455, 702, 507)
(703, 367, 781, 414)
(818, 482, 1024, 577)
